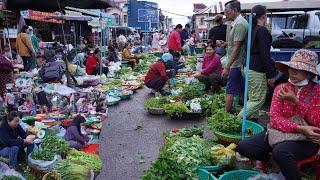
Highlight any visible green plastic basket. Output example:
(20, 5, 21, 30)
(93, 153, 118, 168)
(197, 166, 223, 180)
(195, 48, 204, 54)
(218, 170, 259, 180)
(153, 52, 163, 58)
(213, 120, 264, 144)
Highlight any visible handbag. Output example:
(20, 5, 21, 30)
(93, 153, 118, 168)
(267, 83, 315, 147)
(267, 117, 309, 147)
(0, 55, 13, 72)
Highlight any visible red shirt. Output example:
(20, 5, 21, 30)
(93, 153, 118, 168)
(270, 82, 320, 133)
(144, 61, 168, 84)
(201, 54, 222, 75)
(85, 55, 99, 75)
(168, 30, 182, 52)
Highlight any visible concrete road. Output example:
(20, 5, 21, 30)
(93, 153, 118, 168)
(97, 88, 207, 180)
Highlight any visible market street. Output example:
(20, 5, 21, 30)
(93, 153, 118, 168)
(97, 87, 208, 180)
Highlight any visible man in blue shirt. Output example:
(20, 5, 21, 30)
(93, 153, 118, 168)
(181, 24, 191, 47)
(0, 111, 34, 168)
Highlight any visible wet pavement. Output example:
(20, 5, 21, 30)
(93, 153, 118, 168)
(97, 87, 207, 180)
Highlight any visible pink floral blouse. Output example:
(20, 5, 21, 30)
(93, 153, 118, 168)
(270, 82, 320, 133)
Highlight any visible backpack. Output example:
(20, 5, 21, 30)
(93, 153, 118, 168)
(40, 61, 64, 82)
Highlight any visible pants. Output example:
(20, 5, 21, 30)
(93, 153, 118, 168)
(0, 146, 19, 167)
(238, 70, 267, 118)
(237, 131, 319, 180)
(21, 56, 32, 72)
(197, 73, 221, 92)
(93, 66, 109, 76)
(226, 68, 245, 95)
(18, 144, 34, 162)
(189, 46, 195, 56)
(67, 140, 84, 150)
(146, 76, 166, 92)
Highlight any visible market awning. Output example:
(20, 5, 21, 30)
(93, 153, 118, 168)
(45, 15, 93, 21)
(3, 0, 112, 12)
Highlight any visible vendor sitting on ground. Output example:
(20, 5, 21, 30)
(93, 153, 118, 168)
(194, 45, 222, 93)
(79, 99, 89, 113)
(64, 115, 90, 150)
(37, 86, 49, 114)
(0, 111, 35, 168)
(122, 43, 140, 69)
(237, 49, 320, 180)
(168, 52, 185, 72)
(107, 45, 119, 62)
(86, 48, 109, 76)
(144, 53, 175, 95)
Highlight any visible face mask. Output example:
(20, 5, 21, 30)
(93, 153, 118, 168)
(288, 78, 309, 87)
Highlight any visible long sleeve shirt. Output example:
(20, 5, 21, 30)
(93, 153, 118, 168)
(249, 25, 276, 79)
(270, 82, 320, 133)
(16, 32, 34, 57)
(168, 30, 182, 52)
(0, 122, 27, 149)
(64, 125, 89, 145)
(85, 55, 99, 75)
(201, 54, 222, 75)
(144, 61, 168, 84)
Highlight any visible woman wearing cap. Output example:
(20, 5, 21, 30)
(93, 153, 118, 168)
(144, 53, 174, 95)
(237, 49, 320, 180)
(238, 5, 276, 120)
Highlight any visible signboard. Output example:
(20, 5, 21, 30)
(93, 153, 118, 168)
(20, 10, 63, 24)
(138, 9, 158, 23)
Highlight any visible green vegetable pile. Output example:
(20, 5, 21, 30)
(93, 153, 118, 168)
(178, 83, 205, 102)
(55, 160, 91, 180)
(163, 126, 204, 138)
(200, 94, 226, 116)
(142, 135, 216, 180)
(0, 176, 20, 180)
(41, 135, 70, 154)
(164, 103, 190, 117)
(66, 149, 102, 173)
(143, 97, 169, 109)
(207, 109, 252, 135)
(31, 150, 55, 161)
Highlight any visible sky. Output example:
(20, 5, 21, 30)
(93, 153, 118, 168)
(148, 0, 282, 25)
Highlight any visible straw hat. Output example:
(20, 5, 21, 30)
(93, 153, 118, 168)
(275, 49, 319, 76)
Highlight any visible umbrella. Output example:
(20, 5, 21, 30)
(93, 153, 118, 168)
(3, 0, 112, 11)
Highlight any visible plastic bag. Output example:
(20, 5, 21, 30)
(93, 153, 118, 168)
(190, 102, 202, 113)
(0, 162, 26, 180)
(211, 143, 237, 167)
(28, 154, 61, 172)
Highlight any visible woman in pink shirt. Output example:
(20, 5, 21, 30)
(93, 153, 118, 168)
(237, 49, 320, 180)
(194, 45, 222, 93)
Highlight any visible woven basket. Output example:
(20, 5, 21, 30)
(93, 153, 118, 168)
(218, 170, 259, 180)
(213, 120, 264, 144)
(42, 171, 61, 180)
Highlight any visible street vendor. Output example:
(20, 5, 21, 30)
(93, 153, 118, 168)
(122, 43, 140, 69)
(237, 49, 320, 180)
(167, 52, 185, 72)
(0, 111, 35, 168)
(86, 48, 109, 76)
(194, 45, 223, 93)
(64, 115, 90, 150)
(144, 53, 175, 95)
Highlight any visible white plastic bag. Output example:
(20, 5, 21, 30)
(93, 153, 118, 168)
(28, 154, 61, 172)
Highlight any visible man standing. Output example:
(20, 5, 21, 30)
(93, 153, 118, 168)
(221, 0, 248, 113)
(168, 24, 183, 54)
(16, 25, 35, 72)
(181, 24, 190, 47)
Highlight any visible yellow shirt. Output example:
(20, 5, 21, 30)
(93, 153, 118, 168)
(16, 33, 34, 57)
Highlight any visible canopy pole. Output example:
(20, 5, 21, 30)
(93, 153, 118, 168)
(242, 14, 253, 140)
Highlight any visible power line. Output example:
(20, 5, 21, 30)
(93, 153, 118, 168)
(144, 3, 191, 18)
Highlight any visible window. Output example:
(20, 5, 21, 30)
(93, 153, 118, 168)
(287, 14, 308, 29)
(272, 17, 287, 29)
(123, 15, 128, 24)
(200, 17, 204, 25)
(112, 13, 120, 25)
